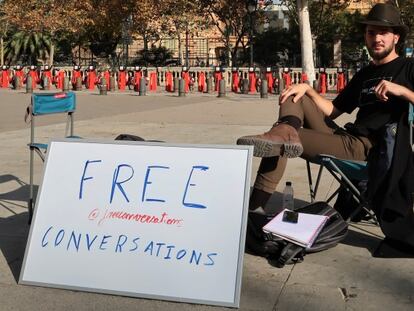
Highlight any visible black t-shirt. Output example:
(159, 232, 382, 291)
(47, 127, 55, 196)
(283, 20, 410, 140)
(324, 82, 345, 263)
(333, 57, 414, 136)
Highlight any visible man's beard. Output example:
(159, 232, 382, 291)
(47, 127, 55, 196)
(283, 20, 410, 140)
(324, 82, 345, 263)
(367, 42, 395, 61)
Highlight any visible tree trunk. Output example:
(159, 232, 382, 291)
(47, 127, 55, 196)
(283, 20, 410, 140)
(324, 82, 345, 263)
(78, 43, 81, 65)
(333, 37, 342, 67)
(297, 0, 315, 83)
(231, 34, 244, 67)
(177, 34, 182, 66)
(0, 36, 4, 66)
(225, 36, 231, 67)
(185, 26, 189, 67)
(144, 36, 148, 52)
(49, 42, 55, 66)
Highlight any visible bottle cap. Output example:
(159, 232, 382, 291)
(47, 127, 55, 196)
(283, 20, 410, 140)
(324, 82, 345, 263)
(286, 181, 292, 186)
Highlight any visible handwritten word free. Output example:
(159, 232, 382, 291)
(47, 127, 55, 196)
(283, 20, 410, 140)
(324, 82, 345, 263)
(79, 160, 210, 208)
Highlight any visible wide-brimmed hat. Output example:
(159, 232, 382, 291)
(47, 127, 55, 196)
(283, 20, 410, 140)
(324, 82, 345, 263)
(359, 3, 408, 38)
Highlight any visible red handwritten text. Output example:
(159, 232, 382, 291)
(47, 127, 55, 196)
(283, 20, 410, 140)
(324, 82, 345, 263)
(95, 209, 184, 227)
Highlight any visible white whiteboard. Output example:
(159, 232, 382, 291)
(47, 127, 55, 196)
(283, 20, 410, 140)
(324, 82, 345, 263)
(20, 139, 253, 308)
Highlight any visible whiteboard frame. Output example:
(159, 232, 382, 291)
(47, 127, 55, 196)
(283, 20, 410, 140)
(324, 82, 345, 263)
(19, 138, 253, 308)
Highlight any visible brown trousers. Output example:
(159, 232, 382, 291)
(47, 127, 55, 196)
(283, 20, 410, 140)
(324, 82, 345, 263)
(254, 95, 374, 193)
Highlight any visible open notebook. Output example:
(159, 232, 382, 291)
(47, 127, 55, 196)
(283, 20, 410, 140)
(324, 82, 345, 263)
(263, 209, 329, 248)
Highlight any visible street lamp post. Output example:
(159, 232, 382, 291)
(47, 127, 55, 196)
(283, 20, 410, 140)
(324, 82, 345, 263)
(247, 0, 257, 67)
(122, 15, 133, 66)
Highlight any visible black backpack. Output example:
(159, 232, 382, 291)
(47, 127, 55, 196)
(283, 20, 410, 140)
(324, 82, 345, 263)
(245, 201, 348, 268)
(115, 134, 145, 141)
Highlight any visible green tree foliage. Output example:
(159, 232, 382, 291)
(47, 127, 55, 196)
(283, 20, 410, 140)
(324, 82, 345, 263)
(0, 2, 10, 65)
(393, 0, 414, 33)
(253, 27, 300, 67)
(1, 0, 91, 65)
(200, 0, 272, 66)
(4, 31, 51, 64)
(200, 0, 250, 66)
(281, 0, 366, 67)
(159, 0, 207, 66)
(134, 46, 173, 66)
(337, 10, 365, 68)
(394, 0, 414, 56)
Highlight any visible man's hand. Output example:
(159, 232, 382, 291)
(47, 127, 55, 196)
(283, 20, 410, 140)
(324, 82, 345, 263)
(374, 80, 408, 102)
(279, 83, 311, 104)
(278, 82, 341, 119)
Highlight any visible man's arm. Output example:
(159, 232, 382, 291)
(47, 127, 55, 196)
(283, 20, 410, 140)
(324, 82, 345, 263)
(374, 80, 414, 104)
(279, 83, 343, 119)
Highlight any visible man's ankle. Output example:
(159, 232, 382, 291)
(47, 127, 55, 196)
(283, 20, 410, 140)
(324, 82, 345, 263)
(249, 188, 272, 211)
(278, 116, 302, 130)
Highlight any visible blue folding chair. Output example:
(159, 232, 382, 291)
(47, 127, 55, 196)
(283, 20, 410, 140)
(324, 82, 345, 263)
(307, 154, 377, 224)
(306, 103, 414, 224)
(27, 92, 78, 221)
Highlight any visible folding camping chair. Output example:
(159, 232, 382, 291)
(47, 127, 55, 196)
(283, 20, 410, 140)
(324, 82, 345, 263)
(306, 103, 414, 224)
(27, 92, 78, 222)
(306, 154, 377, 224)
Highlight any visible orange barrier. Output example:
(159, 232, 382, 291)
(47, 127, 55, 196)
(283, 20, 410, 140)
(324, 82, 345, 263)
(232, 70, 240, 93)
(265, 71, 273, 93)
(54, 70, 65, 90)
(149, 72, 157, 91)
(198, 71, 206, 92)
(248, 71, 256, 93)
(282, 69, 292, 89)
(118, 68, 127, 91)
(337, 71, 346, 93)
(25, 66, 40, 89)
(214, 70, 222, 92)
(165, 71, 173, 92)
(13, 66, 25, 88)
(71, 67, 82, 89)
(182, 71, 190, 92)
(0, 66, 10, 88)
(103, 70, 110, 90)
(319, 71, 327, 94)
(85, 66, 98, 90)
(133, 69, 142, 91)
(41, 69, 53, 90)
(301, 72, 308, 84)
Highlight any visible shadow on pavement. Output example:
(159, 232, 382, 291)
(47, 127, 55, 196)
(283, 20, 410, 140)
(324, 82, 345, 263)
(0, 174, 33, 283)
(0, 174, 37, 215)
(341, 227, 382, 254)
(0, 212, 30, 283)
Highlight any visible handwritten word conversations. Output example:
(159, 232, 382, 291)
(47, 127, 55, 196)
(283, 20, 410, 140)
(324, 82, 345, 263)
(41, 226, 218, 267)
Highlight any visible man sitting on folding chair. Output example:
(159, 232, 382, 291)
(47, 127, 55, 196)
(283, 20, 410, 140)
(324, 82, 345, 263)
(237, 4, 414, 228)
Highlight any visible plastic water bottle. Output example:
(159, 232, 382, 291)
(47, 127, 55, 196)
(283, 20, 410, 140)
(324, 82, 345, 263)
(282, 181, 294, 210)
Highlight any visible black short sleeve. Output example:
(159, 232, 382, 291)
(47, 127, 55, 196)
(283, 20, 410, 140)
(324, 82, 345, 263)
(332, 71, 363, 114)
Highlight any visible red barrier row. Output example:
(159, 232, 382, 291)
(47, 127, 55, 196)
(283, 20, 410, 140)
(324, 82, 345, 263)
(0, 65, 348, 94)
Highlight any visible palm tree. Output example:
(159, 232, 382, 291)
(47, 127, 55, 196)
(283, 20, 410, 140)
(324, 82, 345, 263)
(0, 13, 9, 66)
(4, 31, 51, 65)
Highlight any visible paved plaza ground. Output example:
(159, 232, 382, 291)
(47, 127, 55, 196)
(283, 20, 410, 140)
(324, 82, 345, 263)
(0, 88, 413, 310)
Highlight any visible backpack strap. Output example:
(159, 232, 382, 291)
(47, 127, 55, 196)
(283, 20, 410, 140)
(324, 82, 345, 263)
(271, 243, 305, 268)
(246, 212, 281, 256)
